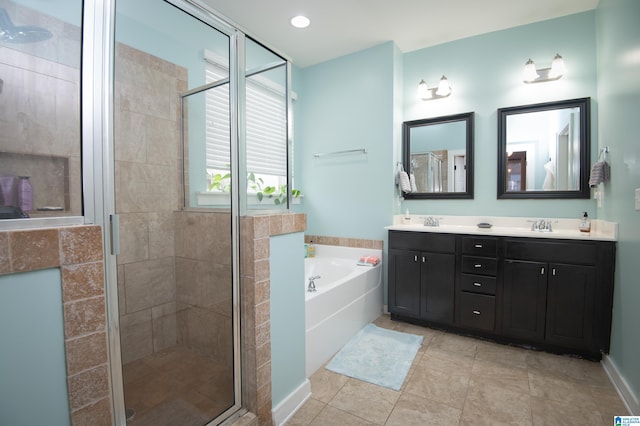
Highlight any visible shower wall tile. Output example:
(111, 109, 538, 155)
(123, 257, 175, 313)
(175, 257, 201, 306)
(9, 228, 60, 271)
(115, 161, 177, 213)
(148, 211, 175, 259)
(0, 233, 8, 274)
(69, 397, 112, 426)
(114, 110, 147, 163)
(61, 262, 105, 302)
(65, 331, 108, 376)
(67, 364, 110, 411)
(117, 213, 149, 265)
(63, 296, 106, 339)
(119, 309, 153, 364)
(60, 226, 103, 265)
(152, 301, 177, 352)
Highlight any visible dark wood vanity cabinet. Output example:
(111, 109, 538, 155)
(388, 231, 456, 324)
(388, 230, 616, 359)
(502, 238, 613, 355)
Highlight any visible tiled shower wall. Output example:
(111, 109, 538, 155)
(114, 43, 185, 364)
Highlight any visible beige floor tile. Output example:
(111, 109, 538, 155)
(310, 405, 378, 426)
(373, 315, 398, 330)
(404, 365, 470, 409)
(475, 340, 529, 369)
(285, 398, 325, 425)
(309, 367, 349, 403)
(530, 395, 605, 426)
(328, 379, 400, 424)
(471, 359, 530, 394)
(589, 385, 630, 420)
(429, 332, 479, 357)
(392, 321, 442, 346)
(528, 369, 598, 410)
(385, 392, 461, 426)
(460, 380, 532, 426)
(420, 345, 475, 375)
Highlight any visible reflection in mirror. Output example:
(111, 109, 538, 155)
(497, 98, 590, 199)
(402, 112, 474, 199)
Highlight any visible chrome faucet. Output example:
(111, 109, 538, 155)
(307, 275, 320, 292)
(530, 219, 553, 232)
(423, 216, 439, 227)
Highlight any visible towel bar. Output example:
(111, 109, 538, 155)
(313, 148, 367, 158)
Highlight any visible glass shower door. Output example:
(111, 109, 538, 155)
(113, 0, 239, 424)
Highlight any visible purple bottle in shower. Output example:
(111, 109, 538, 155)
(18, 176, 33, 212)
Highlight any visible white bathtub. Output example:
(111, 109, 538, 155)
(304, 244, 383, 376)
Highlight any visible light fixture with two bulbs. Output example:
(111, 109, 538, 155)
(417, 75, 452, 100)
(523, 53, 566, 83)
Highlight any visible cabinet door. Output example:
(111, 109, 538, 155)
(502, 260, 547, 342)
(545, 263, 596, 350)
(420, 252, 455, 323)
(388, 249, 421, 317)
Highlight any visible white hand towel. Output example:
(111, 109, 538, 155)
(398, 171, 412, 193)
(409, 173, 418, 192)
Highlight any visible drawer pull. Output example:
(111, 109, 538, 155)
(414, 255, 418, 262)
(475, 244, 483, 248)
(474, 264, 482, 268)
(472, 310, 481, 315)
(473, 282, 482, 287)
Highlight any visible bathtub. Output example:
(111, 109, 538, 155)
(305, 244, 383, 376)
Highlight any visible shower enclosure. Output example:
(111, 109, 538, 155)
(112, 0, 290, 424)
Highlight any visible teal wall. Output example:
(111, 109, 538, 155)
(270, 232, 306, 408)
(295, 42, 397, 240)
(401, 11, 598, 217)
(596, 0, 640, 407)
(0, 269, 70, 426)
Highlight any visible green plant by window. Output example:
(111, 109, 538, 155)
(208, 171, 301, 204)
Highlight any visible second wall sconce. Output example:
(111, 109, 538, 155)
(523, 53, 566, 83)
(417, 75, 452, 100)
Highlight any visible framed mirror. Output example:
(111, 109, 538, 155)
(498, 98, 590, 199)
(402, 112, 474, 199)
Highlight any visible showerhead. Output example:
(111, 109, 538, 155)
(0, 8, 52, 44)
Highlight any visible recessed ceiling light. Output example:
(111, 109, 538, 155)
(290, 15, 310, 29)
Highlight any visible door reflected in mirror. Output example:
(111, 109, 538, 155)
(498, 98, 590, 199)
(402, 112, 474, 199)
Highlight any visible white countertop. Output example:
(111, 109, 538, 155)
(385, 215, 618, 241)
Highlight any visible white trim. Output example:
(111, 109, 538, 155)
(602, 355, 640, 415)
(271, 379, 311, 426)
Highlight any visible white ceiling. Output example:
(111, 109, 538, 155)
(202, 0, 598, 68)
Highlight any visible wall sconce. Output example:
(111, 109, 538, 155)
(417, 75, 452, 100)
(523, 54, 566, 83)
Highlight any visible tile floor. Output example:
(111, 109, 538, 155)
(122, 345, 234, 425)
(287, 314, 629, 426)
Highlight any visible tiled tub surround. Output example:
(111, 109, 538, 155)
(304, 235, 383, 250)
(0, 225, 112, 425)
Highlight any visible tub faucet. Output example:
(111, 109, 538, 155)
(307, 275, 320, 292)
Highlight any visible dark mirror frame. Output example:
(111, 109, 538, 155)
(497, 97, 591, 199)
(402, 112, 474, 199)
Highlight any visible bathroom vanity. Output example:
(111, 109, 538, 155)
(386, 216, 617, 360)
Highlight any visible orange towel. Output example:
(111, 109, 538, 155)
(358, 256, 380, 266)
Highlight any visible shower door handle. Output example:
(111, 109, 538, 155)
(109, 214, 120, 256)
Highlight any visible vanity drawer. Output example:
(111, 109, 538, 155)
(389, 231, 456, 253)
(461, 274, 496, 295)
(459, 292, 495, 332)
(462, 256, 497, 276)
(462, 237, 497, 257)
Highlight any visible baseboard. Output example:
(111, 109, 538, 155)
(602, 355, 640, 415)
(271, 379, 311, 426)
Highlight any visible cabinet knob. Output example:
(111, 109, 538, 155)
(541, 267, 545, 275)
(472, 310, 481, 315)
(414, 255, 418, 262)
(475, 244, 483, 248)
(473, 282, 482, 287)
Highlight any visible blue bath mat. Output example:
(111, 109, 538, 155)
(325, 323, 423, 390)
